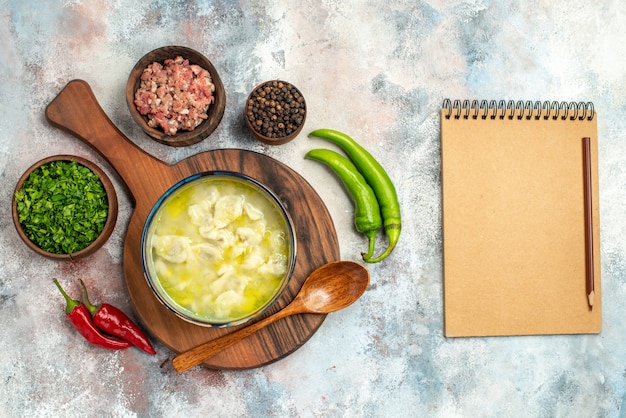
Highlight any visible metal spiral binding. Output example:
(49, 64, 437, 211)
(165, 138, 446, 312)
(442, 99, 595, 121)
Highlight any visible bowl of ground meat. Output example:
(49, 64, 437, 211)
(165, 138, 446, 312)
(126, 46, 226, 147)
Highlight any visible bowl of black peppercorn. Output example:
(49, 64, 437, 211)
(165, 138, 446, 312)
(244, 80, 306, 145)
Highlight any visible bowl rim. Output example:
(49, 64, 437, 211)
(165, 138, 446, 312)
(244, 79, 306, 146)
(126, 45, 226, 147)
(140, 170, 297, 327)
(12, 154, 118, 261)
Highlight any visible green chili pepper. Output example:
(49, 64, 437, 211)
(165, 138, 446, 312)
(308, 128, 401, 263)
(305, 149, 382, 259)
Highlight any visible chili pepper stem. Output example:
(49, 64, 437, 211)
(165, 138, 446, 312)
(363, 231, 377, 260)
(363, 224, 400, 263)
(53, 278, 80, 314)
(79, 279, 98, 315)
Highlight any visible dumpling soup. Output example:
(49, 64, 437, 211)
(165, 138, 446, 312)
(142, 172, 296, 326)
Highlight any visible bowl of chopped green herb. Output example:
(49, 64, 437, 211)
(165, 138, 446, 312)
(12, 155, 118, 260)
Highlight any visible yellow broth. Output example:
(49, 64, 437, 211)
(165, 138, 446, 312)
(145, 175, 292, 324)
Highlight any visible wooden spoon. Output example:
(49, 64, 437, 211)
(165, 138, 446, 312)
(172, 261, 370, 372)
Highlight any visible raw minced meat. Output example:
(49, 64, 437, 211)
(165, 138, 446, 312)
(134, 56, 215, 136)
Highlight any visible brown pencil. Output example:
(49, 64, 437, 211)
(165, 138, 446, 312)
(583, 137, 594, 310)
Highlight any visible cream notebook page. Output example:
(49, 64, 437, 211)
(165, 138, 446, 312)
(440, 101, 601, 337)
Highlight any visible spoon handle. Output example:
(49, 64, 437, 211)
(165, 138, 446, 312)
(172, 306, 297, 372)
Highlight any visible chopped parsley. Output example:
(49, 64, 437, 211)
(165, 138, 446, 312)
(14, 160, 109, 254)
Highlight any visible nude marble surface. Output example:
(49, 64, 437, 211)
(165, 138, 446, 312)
(2, 1, 626, 416)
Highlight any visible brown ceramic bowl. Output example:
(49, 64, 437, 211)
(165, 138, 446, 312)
(12, 155, 118, 260)
(126, 46, 226, 147)
(244, 80, 306, 145)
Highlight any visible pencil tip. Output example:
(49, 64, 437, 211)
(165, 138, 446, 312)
(588, 291, 595, 310)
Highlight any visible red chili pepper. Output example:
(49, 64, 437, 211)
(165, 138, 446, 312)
(53, 279, 132, 350)
(79, 279, 156, 355)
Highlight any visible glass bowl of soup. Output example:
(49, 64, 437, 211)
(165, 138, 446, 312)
(141, 171, 296, 327)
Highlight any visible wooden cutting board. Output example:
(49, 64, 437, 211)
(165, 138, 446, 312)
(45, 80, 340, 369)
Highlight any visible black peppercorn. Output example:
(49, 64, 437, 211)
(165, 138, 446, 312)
(245, 80, 306, 143)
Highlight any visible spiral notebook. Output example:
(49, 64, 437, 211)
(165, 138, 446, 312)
(440, 99, 601, 337)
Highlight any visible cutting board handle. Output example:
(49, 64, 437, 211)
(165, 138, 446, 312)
(45, 79, 170, 201)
